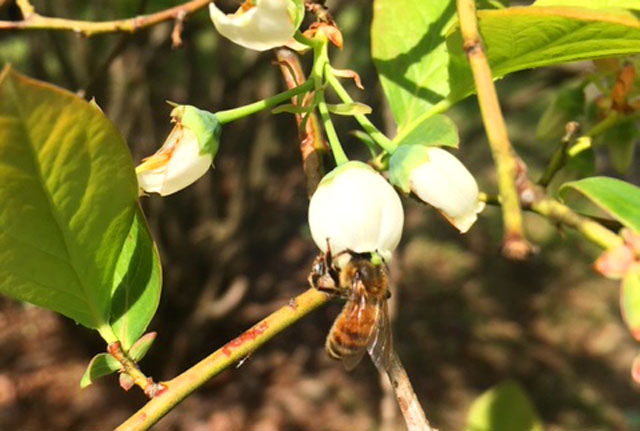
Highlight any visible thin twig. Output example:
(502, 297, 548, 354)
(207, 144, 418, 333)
(107, 342, 164, 398)
(456, 0, 533, 260)
(115, 288, 330, 431)
(528, 196, 623, 250)
(275, 48, 327, 197)
(385, 352, 438, 431)
(0, 0, 210, 36)
(537, 121, 580, 188)
(480, 192, 623, 250)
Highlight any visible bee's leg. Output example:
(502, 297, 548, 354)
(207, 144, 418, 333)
(314, 276, 343, 296)
(385, 290, 391, 299)
(324, 238, 333, 268)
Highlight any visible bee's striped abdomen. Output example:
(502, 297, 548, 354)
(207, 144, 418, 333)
(325, 301, 377, 361)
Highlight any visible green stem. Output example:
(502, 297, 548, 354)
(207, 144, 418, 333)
(311, 39, 348, 165)
(584, 110, 640, 138)
(97, 324, 119, 344)
(529, 197, 623, 250)
(325, 71, 395, 154)
(318, 96, 348, 165)
(115, 288, 330, 431)
(215, 80, 314, 125)
(479, 192, 623, 250)
(538, 121, 580, 188)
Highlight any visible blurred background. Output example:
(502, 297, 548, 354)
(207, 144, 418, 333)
(1, 0, 639, 430)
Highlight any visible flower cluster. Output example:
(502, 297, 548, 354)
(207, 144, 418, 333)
(138, 1, 485, 264)
(308, 146, 483, 262)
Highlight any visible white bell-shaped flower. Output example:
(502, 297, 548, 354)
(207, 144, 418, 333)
(389, 145, 484, 233)
(308, 161, 404, 262)
(136, 105, 220, 196)
(209, 0, 304, 51)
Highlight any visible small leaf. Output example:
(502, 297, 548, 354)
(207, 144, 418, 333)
(128, 332, 157, 362)
(593, 243, 634, 279)
(632, 352, 640, 384)
(559, 177, 640, 232)
(119, 373, 135, 392)
(80, 353, 120, 388)
(109, 207, 162, 351)
(393, 114, 459, 149)
(466, 381, 543, 431)
(621, 265, 640, 341)
(326, 102, 372, 116)
(272, 104, 313, 115)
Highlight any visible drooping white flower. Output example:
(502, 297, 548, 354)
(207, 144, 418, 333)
(389, 145, 484, 233)
(136, 105, 220, 196)
(308, 161, 404, 262)
(209, 0, 304, 51)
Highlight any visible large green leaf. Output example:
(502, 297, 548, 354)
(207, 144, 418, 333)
(372, 0, 456, 130)
(445, 7, 640, 106)
(559, 177, 640, 232)
(372, 1, 640, 141)
(466, 381, 543, 431)
(394, 114, 459, 148)
(110, 206, 162, 350)
(0, 66, 138, 334)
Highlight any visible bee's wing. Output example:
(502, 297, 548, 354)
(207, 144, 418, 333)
(367, 298, 392, 372)
(340, 294, 377, 371)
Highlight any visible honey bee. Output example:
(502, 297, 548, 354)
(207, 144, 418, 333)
(308, 245, 392, 371)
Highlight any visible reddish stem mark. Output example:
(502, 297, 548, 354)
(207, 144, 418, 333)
(221, 322, 269, 357)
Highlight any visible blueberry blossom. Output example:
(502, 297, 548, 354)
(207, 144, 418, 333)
(209, 0, 304, 51)
(308, 161, 404, 262)
(389, 145, 484, 233)
(136, 105, 220, 196)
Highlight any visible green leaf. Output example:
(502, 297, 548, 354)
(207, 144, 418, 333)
(128, 332, 157, 362)
(621, 266, 640, 341)
(445, 7, 640, 107)
(602, 121, 638, 174)
(534, 0, 640, 11)
(80, 353, 120, 388)
(393, 114, 459, 149)
(326, 102, 373, 116)
(372, 0, 456, 130)
(271, 104, 313, 115)
(0, 66, 138, 334)
(559, 177, 640, 232)
(109, 207, 162, 350)
(466, 381, 543, 431)
(373, 1, 640, 142)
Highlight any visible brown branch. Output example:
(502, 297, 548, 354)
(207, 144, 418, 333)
(0, 0, 210, 37)
(385, 352, 438, 431)
(275, 48, 328, 197)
